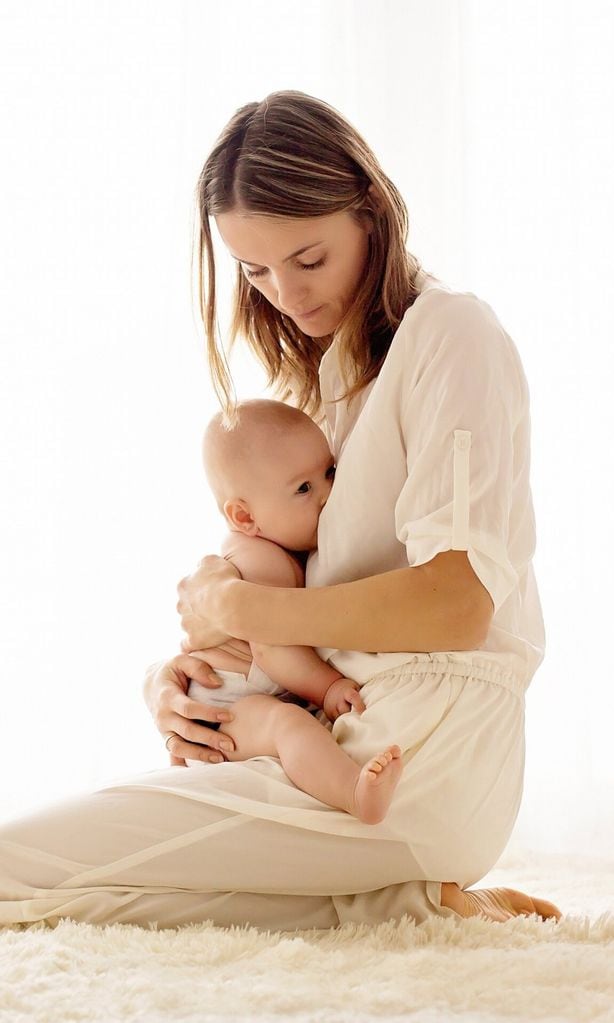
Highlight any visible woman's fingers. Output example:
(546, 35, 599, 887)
(173, 651, 223, 689)
(178, 692, 234, 728)
(178, 616, 230, 654)
(166, 709, 235, 757)
(167, 697, 236, 753)
(164, 729, 227, 765)
(145, 654, 235, 760)
(176, 555, 240, 651)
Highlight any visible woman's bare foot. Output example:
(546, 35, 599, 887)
(440, 882, 562, 922)
(352, 745, 403, 824)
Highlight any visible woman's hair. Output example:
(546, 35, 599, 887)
(196, 90, 425, 419)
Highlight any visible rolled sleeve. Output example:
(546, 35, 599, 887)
(394, 293, 525, 615)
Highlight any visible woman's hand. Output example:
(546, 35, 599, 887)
(177, 555, 241, 652)
(143, 653, 236, 766)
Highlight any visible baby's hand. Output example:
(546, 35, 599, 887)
(322, 677, 366, 721)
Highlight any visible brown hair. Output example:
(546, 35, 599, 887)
(196, 90, 425, 419)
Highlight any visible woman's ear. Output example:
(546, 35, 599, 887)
(223, 498, 259, 536)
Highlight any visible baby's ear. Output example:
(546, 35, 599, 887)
(223, 498, 258, 536)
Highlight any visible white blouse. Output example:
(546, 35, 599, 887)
(306, 274, 545, 688)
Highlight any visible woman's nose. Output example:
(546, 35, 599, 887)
(274, 274, 309, 314)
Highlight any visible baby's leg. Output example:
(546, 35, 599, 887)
(221, 695, 402, 824)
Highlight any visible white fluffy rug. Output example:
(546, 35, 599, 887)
(0, 848, 612, 1023)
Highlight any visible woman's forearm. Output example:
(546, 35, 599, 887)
(222, 551, 493, 653)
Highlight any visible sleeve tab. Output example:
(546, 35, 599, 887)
(452, 429, 472, 550)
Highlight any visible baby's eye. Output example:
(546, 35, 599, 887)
(326, 464, 336, 480)
(296, 481, 311, 494)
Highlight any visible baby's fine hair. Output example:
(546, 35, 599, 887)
(203, 399, 316, 509)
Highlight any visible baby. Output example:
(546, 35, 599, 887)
(187, 399, 402, 824)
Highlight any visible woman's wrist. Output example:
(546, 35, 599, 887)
(225, 580, 303, 646)
(224, 578, 283, 643)
(217, 576, 247, 637)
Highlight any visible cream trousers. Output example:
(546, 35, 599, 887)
(0, 655, 525, 930)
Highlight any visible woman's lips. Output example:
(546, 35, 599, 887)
(294, 305, 323, 319)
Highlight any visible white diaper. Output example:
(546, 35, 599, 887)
(187, 663, 287, 713)
(185, 666, 289, 768)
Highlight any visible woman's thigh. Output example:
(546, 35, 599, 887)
(0, 771, 448, 928)
(0, 778, 414, 893)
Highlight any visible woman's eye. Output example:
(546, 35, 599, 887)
(244, 258, 325, 281)
(296, 482, 311, 494)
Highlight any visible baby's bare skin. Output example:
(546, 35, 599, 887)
(351, 746, 403, 824)
(213, 694, 402, 824)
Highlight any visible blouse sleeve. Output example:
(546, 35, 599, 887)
(394, 291, 529, 615)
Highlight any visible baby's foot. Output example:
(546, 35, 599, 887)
(352, 745, 403, 824)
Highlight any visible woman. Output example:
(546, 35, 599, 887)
(0, 91, 559, 929)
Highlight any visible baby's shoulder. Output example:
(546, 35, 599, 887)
(221, 533, 304, 588)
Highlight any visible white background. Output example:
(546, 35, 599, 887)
(1, 0, 612, 856)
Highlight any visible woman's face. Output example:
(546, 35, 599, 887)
(215, 209, 371, 337)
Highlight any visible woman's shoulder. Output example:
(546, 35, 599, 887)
(403, 275, 502, 336)
(396, 276, 522, 371)
(385, 276, 528, 405)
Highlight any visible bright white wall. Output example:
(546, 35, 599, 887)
(0, 0, 612, 855)
(454, 2, 614, 856)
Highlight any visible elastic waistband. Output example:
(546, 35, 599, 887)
(367, 653, 526, 699)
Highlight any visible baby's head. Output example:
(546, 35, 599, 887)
(203, 399, 335, 552)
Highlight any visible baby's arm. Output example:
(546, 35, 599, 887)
(223, 534, 364, 719)
(251, 644, 365, 720)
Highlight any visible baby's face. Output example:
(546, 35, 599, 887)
(247, 423, 335, 552)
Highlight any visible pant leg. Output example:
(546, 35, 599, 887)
(0, 774, 451, 930)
